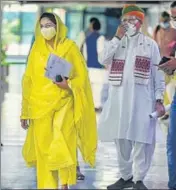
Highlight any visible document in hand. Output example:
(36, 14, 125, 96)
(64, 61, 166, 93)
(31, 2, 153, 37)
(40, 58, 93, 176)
(45, 54, 72, 82)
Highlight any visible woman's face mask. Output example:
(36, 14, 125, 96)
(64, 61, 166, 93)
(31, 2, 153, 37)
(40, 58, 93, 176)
(41, 27, 56, 40)
(40, 18, 56, 40)
(160, 22, 170, 29)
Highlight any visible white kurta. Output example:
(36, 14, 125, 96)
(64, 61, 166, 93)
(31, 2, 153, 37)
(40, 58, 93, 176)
(98, 34, 165, 144)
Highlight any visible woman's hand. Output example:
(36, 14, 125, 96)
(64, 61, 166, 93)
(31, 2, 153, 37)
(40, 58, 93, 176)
(21, 119, 29, 130)
(53, 77, 70, 90)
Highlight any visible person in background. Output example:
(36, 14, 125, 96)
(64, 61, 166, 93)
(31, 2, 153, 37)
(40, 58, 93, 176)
(79, 18, 106, 110)
(154, 11, 176, 57)
(21, 12, 97, 190)
(76, 17, 104, 180)
(98, 4, 165, 189)
(153, 12, 176, 120)
(76, 19, 106, 178)
(158, 2, 176, 189)
(77, 17, 101, 50)
(81, 18, 105, 71)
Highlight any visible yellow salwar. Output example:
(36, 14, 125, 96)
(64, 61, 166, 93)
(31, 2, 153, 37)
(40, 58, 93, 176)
(21, 13, 97, 189)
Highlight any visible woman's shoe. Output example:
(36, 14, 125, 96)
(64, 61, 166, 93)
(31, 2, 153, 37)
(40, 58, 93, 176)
(77, 166, 85, 180)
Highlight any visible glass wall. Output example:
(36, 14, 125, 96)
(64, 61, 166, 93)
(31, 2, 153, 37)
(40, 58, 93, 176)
(2, 4, 38, 57)
(66, 12, 83, 41)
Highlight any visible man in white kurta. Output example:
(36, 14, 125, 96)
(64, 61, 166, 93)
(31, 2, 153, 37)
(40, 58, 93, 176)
(98, 4, 165, 190)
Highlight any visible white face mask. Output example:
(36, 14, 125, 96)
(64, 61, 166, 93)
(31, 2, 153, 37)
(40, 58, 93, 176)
(171, 20, 176, 28)
(126, 23, 137, 36)
(160, 22, 170, 29)
(41, 27, 56, 40)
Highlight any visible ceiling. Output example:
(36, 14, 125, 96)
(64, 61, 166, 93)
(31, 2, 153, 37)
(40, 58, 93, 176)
(2, 0, 171, 4)
(2, 0, 172, 8)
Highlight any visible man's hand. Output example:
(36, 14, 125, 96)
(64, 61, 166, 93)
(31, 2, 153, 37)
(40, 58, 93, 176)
(159, 57, 176, 71)
(155, 101, 165, 118)
(115, 24, 128, 39)
(21, 119, 29, 130)
(53, 77, 70, 90)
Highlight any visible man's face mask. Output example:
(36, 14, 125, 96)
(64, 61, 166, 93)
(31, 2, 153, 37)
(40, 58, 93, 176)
(126, 23, 137, 36)
(172, 20, 176, 28)
(171, 17, 176, 28)
(41, 27, 56, 40)
(122, 16, 139, 36)
(160, 22, 170, 29)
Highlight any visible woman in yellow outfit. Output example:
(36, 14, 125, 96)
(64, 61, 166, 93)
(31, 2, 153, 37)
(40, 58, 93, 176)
(20, 12, 97, 189)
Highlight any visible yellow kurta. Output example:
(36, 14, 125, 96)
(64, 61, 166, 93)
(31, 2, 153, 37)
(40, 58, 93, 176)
(21, 14, 97, 188)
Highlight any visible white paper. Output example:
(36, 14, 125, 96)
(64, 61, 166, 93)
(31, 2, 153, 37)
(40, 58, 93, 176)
(45, 54, 72, 82)
(149, 104, 171, 118)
